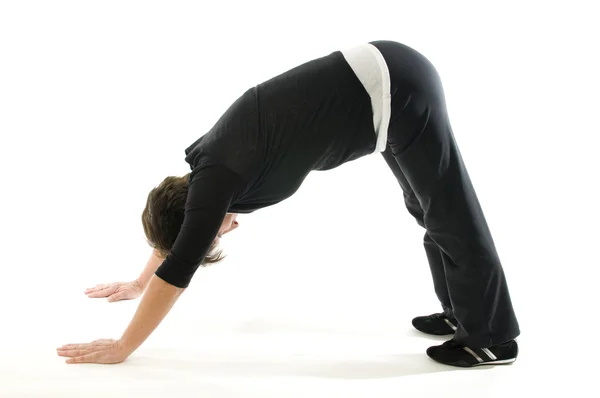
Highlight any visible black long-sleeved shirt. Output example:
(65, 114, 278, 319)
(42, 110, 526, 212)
(155, 49, 380, 288)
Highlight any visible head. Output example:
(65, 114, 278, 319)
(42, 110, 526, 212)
(141, 173, 240, 265)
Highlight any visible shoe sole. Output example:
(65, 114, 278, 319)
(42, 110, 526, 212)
(472, 358, 517, 366)
(429, 357, 517, 368)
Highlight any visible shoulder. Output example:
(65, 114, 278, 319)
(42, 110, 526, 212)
(188, 161, 247, 200)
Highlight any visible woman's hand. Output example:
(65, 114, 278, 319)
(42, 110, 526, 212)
(60, 275, 184, 365)
(85, 280, 144, 302)
(56, 339, 131, 364)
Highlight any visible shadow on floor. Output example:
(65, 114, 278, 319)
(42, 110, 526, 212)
(407, 328, 451, 342)
(126, 352, 485, 379)
(232, 318, 455, 343)
(123, 320, 496, 379)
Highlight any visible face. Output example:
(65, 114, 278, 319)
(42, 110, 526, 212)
(216, 213, 239, 242)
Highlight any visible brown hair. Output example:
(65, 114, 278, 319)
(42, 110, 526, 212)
(141, 173, 225, 266)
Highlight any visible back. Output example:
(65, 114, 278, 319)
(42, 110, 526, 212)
(184, 50, 377, 212)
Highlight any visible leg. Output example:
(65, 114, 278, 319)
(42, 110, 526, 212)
(372, 40, 519, 366)
(381, 145, 454, 319)
(386, 92, 520, 349)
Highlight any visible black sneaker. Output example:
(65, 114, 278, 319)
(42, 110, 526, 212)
(426, 339, 519, 367)
(412, 313, 458, 335)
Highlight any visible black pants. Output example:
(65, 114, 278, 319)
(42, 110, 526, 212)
(371, 41, 520, 348)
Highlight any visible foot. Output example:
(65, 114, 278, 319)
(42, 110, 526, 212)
(426, 339, 519, 368)
(412, 313, 458, 335)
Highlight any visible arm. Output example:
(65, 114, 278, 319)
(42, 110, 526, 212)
(119, 273, 184, 355)
(154, 165, 245, 288)
(137, 249, 166, 289)
(119, 166, 246, 353)
(58, 165, 246, 363)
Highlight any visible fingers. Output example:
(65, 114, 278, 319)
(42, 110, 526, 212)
(85, 284, 121, 298)
(85, 283, 127, 293)
(56, 339, 124, 364)
(57, 340, 115, 362)
(66, 352, 99, 364)
(58, 343, 86, 350)
(57, 343, 98, 360)
(57, 344, 91, 353)
(57, 347, 95, 357)
(57, 340, 113, 352)
(85, 287, 114, 298)
(84, 284, 110, 293)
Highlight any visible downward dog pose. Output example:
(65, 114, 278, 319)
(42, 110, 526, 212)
(57, 40, 520, 368)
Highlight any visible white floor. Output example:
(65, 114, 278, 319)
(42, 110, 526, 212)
(1, 267, 592, 397)
(0, 310, 526, 397)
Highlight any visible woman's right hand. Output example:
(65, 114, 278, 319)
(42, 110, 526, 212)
(84, 280, 144, 302)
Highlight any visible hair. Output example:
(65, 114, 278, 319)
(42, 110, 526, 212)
(141, 173, 226, 266)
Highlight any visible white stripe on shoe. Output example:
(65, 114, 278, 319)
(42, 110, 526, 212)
(444, 318, 457, 331)
(464, 346, 514, 366)
(473, 358, 516, 366)
(463, 347, 484, 363)
(481, 348, 497, 361)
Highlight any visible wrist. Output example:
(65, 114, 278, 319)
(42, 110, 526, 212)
(135, 277, 147, 290)
(116, 337, 137, 357)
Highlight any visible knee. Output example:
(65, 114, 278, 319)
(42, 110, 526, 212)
(404, 193, 425, 227)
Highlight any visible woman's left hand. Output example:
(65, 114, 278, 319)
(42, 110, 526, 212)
(56, 338, 130, 364)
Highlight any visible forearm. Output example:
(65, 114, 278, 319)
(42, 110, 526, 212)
(119, 274, 184, 355)
(136, 249, 166, 289)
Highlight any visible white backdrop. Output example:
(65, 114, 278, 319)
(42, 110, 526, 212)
(1, 1, 598, 397)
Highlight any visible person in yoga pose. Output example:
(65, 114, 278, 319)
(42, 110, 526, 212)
(57, 40, 520, 368)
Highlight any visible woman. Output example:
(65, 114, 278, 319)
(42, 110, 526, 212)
(57, 40, 520, 368)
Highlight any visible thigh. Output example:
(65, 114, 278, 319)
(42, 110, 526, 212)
(386, 91, 433, 157)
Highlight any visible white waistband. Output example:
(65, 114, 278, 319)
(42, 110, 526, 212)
(340, 43, 391, 153)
